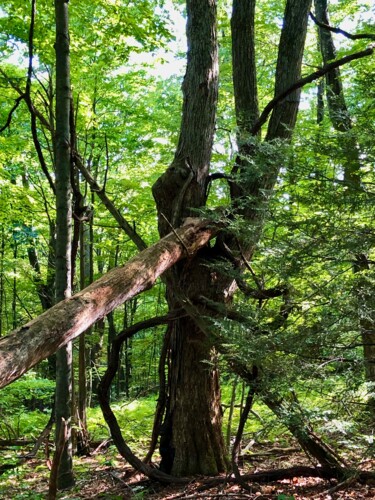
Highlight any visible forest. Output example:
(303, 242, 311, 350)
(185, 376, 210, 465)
(0, 0, 374, 498)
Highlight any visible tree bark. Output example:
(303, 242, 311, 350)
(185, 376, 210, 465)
(54, 0, 74, 489)
(231, 0, 258, 142)
(152, 0, 227, 476)
(314, 0, 361, 186)
(76, 218, 91, 456)
(266, 0, 312, 142)
(0, 218, 218, 388)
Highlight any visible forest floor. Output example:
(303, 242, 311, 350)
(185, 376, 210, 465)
(1, 442, 374, 499)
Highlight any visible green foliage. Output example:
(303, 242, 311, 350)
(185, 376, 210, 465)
(0, 0, 374, 490)
(0, 375, 54, 440)
(0, 374, 54, 412)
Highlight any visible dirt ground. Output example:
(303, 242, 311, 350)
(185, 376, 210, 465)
(1, 445, 374, 499)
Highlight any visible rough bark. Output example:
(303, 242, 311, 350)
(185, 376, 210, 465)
(231, 0, 258, 141)
(230, 0, 312, 256)
(152, 0, 227, 476)
(266, 0, 312, 141)
(229, 0, 259, 215)
(0, 218, 218, 388)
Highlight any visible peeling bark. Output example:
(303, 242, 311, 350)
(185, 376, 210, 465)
(0, 218, 218, 388)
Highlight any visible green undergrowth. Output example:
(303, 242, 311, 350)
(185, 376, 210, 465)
(0, 376, 373, 498)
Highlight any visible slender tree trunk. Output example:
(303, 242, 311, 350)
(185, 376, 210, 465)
(231, 0, 258, 141)
(54, 0, 74, 489)
(77, 219, 91, 456)
(355, 257, 375, 390)
(152, 0, 227, 476)
(314, 0, 375, 401)
(0, 229, 4, 336)
(314, 0, 361, 187)
(12, 243, 17, 330)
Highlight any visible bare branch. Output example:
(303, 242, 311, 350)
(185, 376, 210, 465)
(0, 94, 24, 133)
(310, 11, 375, 41)
(251, 46, 374, 136)
(74, 152, 147, 251)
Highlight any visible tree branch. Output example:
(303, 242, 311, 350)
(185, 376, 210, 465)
(0, 217, 218, 387)
(310, 11, 375, 41)
(98, 311, 188, 483)
(73, 152, 147, 251)
(251, 46, 374, 136)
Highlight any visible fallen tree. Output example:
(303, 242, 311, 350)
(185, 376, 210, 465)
(0, 217, 217, 388)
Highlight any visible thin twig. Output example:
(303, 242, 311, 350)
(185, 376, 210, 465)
(161, 212, 191, 255)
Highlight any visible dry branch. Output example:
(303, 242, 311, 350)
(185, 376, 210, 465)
(73, 152, 147, 251)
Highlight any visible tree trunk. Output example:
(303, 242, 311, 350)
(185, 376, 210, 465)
(152, 0, 227, 476)
(227, 0, 325, 466)
(0, 218, 218, 388)
(314, 0, 361, 186)
(76, 219, 91, 456)
(314, 0, 375, 401)
(54, 0, 74, 488)
(0, 228, 4, 336)
(231, 0, 258, 142)
(354, 256, 375, 409)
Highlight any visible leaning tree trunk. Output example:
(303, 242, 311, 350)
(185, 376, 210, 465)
(152, 0, 227, 476)
(0, 218, 218, 388)
(54, 0, 74, 489)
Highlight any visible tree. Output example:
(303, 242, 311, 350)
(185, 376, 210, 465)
(0, 0, 374, 483)
(152, 0, 228, 476)
(314, 0, 375, 398)
(151, 0, 315, 476)
(53, 0, 75, 490)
